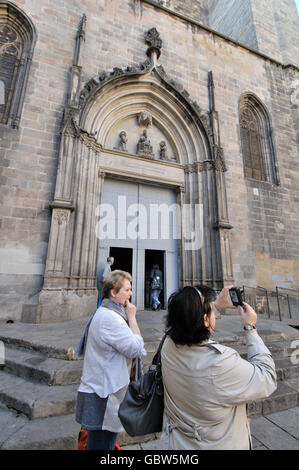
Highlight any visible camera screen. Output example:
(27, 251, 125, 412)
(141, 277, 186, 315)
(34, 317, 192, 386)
(230, 290, 239, 303)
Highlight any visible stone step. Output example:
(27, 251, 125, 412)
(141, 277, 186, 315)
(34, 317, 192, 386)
(217, 327, 299, 346)
(0, 407, 81, 450)
(0, 370, 78, 419)
(143, 341, 299, 373)
(0, 323, 81, 361)
(3, 345, 83, 386)
(275, 358, 299, 380)
(226, 341, 299, 360)
(0, 319, 298, 361)
(247, 379, 299, 418)
(0, 405, 158, 450)
(1, 379, 298, 450)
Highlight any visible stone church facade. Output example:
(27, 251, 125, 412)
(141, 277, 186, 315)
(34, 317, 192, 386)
(0, 0, 298, 322)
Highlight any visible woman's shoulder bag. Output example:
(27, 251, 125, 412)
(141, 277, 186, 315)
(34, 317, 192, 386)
(118, 332, 168, 437)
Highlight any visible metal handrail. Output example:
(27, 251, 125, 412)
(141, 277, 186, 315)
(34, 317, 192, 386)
(242, 285, 299, 322)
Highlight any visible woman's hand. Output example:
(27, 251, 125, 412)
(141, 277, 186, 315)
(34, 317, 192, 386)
(125, 300, 141, 336)
(125, 299, 137, 321)
(238, 302, 257, 328)
(214, 285, 238, 310)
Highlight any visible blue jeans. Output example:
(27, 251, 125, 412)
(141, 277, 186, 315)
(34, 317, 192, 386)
(88, 429, 117, 450)
(151, 289, 161, 309)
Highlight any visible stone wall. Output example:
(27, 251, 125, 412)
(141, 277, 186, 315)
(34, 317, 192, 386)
(271, 0, 299, 67)
(0, 0, 298, 321)
(145, 0, 210, 24)
(250, 0, 299, 66)
(208, 0, 258, 51)
(206, 0, 299, 67)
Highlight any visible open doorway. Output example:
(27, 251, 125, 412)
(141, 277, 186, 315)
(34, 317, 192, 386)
(109, 247, 133, 275)
(144, 250, 165, 310)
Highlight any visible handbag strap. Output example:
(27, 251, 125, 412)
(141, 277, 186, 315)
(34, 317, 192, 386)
(151, 330, 169, 367)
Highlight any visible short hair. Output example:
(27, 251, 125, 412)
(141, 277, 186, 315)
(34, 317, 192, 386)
(165, 284, 216, 346)
(107, 256, 114, 263)
(102, 270, 131, 299)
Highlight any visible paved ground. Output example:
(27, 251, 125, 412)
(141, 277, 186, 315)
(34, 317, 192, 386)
(121, 406, 299, 450)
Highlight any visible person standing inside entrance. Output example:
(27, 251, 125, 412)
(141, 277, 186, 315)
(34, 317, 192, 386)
(150, 264, 163, 311)
(97, 256, 114, 307)
(75, 270, 146, 450)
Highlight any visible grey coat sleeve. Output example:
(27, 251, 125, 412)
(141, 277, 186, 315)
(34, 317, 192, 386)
(212, 332, 277, 406)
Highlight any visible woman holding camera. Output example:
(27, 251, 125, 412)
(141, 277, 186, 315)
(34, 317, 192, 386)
(75, 270, 146, 450)
(161, 285, 277, 450)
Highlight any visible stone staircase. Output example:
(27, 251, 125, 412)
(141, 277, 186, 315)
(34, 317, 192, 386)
(0, 319, 298, 450)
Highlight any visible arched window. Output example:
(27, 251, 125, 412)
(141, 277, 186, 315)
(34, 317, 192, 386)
(0, 2, 36, 127)
(239, 95, 278, 184)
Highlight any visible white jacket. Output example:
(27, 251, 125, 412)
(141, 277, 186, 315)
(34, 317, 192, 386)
(78, 306, 146, 397)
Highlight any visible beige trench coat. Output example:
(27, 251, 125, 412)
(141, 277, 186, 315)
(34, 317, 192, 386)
(161, 331, 277, 450)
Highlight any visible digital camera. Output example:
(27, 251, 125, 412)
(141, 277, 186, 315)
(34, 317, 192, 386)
(229, 287, 244, 306)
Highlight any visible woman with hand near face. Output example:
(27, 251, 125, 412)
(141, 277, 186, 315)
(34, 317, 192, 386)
(75, 270, 146, 450)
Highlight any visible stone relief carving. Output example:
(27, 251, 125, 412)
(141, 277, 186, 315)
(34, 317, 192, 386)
(138, 111, 152, 127)
(54, 209, 70, 225)
(137, 129, 154, 158)
(214, 145, 227, 172)
(115, 131, 128, 152)
(159, 141, 168, 160)
(159, 141, 177, 161)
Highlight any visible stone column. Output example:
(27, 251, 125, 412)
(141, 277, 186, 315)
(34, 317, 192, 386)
(208, 71, 234, 287)
(37, 134, 101, 322)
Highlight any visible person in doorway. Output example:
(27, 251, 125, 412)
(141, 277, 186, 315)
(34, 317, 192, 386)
(97, 256, 114, 307)
(150, 264, 163, 311)
(161, 284, 277, 450)
(75, 270, 146, 450)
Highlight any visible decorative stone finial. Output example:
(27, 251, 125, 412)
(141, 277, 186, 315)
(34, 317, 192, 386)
(145, 27, 162, 60)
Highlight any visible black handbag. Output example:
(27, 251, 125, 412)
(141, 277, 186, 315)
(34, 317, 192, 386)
(118, 333, 167, 436)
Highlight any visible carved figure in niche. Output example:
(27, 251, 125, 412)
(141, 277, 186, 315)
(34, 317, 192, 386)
(159, 141, 168, 160)
(118, 131, 128, 152)
(138, 111, 152, 127)
(137, 129, 154, 157)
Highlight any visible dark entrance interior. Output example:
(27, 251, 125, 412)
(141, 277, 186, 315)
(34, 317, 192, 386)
(144, 249, 165, 310)
(109, 247, 133, 275)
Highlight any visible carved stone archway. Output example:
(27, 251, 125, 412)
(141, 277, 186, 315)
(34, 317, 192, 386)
(36, 26, 233, 322)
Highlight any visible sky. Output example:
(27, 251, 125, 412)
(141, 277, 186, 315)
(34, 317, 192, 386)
(296, 0, 299, 15)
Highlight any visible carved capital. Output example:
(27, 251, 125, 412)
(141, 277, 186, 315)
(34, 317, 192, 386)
(184, 161, 214, 174)
(53, 209, 70, 225)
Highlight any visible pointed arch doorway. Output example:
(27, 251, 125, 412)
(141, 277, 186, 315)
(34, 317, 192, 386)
(36, 37, 233, 322)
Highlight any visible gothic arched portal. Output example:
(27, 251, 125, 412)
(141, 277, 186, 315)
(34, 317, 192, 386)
(37, 27, 233, 322)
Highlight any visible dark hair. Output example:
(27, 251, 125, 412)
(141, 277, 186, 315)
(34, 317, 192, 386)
(165, 284, 216, 346)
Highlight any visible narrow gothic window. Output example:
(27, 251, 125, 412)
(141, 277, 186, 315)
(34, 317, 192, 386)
(239, 96, 278, 184)
(0, 2, 36, 127)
